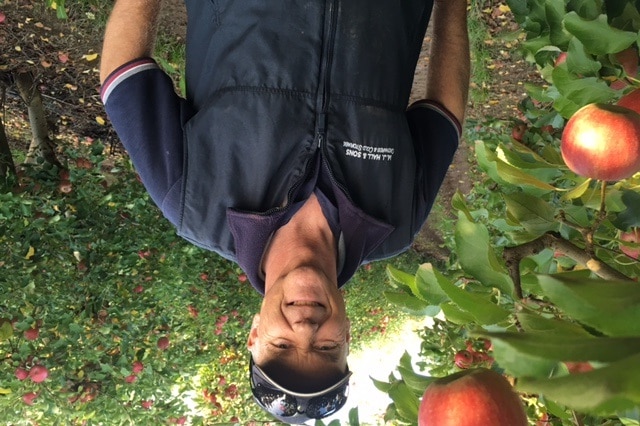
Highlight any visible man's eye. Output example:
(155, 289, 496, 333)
(275, 343, 289, 349)
(317, 345, 337, 351)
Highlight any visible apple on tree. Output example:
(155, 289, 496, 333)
(618, 88, 640, 115)
(561, 103, 640, 181)
(620, 228, 640, 259)
(418, 368, 528, 426)
(610, 47, 639, 90)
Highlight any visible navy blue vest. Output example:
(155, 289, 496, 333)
(178, 0, 445, 267)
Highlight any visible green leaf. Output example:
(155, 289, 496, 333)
(454, 212, 515, 296)
(563, 13, 637, 55)
(566, 0, 603, 20)
(546, 0, 572, 47)
(440, 302, 475, 325)
(388, 382, 419, 422)
(536, 273, 640, 336)
(348, 407, 360, 426)
(566, 37, 602, 76)
(518, 353, 640, 414)
(489, 335, 559, 378)
(561, 177, 592, 200)
(613, 189, 640, 229)
(433, 274, 511, 326)
(397, 352, 436, 395)
(371, 377, 394, 393)
(516, 312, 592, 337)
(451, 190, 474, 222)
(414, 263, 450, 305)
(475, 331, 640, 362)
(0, 321, 13, 341)
(386, 265, 415, 293)
(503, 192, 558, 237)
(383, 291, 436, 316)
(495, 159, 557, 191)
(551, 66, 616, 116)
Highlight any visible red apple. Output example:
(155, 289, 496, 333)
(125, 374, 138, 383)
(15, 367, 28, 381)
(561, 103, 640, 180)
(24, 327, 39, 341)
(418, 368, 528, 426)
(454, 350, 474, 369)
(22, 392, 38, 405)
(511, 123, 527, 142)
(555, 52, 567, 67)
(29, 365, 49, 383)
(611, 47, 639, 90)
(141, 400, 153, 409)
(620, 228, 640, 259)
(157, 336, 170, 350)
(132, 361, 144, 374)
(58, 179, 73, 194)
(617, 89, 640, 114)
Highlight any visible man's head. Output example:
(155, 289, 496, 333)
(247, 265, 351, 421)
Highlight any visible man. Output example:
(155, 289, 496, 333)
(100, 0, 469, 422)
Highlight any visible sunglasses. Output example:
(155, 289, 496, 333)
(249, 357, 351, 423)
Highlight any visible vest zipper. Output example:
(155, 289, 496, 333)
(315, 0, 338, 149)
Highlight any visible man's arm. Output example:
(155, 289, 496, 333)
(100, 0, 162, 83)
(426, 0, 470, 124)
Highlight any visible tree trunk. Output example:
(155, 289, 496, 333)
(14, 71, 60, 167)
(0, 85, 17, 184)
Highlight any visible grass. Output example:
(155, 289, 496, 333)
(467, 0, 496, 105)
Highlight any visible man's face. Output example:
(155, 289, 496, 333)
(247, 266, 350, 392)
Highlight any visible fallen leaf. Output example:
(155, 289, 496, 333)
(41, 60, 52, 68)
(95, 116, 106, 125)
(15, 45, 21, 52)
(83, 53, 99, 62)
(25, 246, 35, 260)
(499, 4, 511, 13)
(58, 52, 69, 63)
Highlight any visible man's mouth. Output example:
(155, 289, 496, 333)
(288, 301, 324, 308)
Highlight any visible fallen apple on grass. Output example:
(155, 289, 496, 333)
(24, 326, 39, 341)
(561, 103, 640, 180)
(15, 367, 28, 381)
(22, 392, 38, 405)
(28, 365, 49, 383)
(418, 368, 527, 426)
(157, 336, 170, 350)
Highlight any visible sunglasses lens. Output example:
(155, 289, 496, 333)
(306, 386, 349, 418)
(254, 384, 298, 416)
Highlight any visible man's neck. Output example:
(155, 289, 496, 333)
(262, 194, 337, 293)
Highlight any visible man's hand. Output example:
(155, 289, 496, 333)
(100, 0, 162, 84)
(426, 0, 470, 124)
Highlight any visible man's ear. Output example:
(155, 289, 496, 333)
(246, 314, 260, 350)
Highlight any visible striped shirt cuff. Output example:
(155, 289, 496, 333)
(100, 58, 159, 105)
(407, 99, 462, 139)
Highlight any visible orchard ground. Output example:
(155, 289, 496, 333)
(0, 0, 542, 424)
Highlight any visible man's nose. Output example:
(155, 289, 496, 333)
(284, 305, 328, 326)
